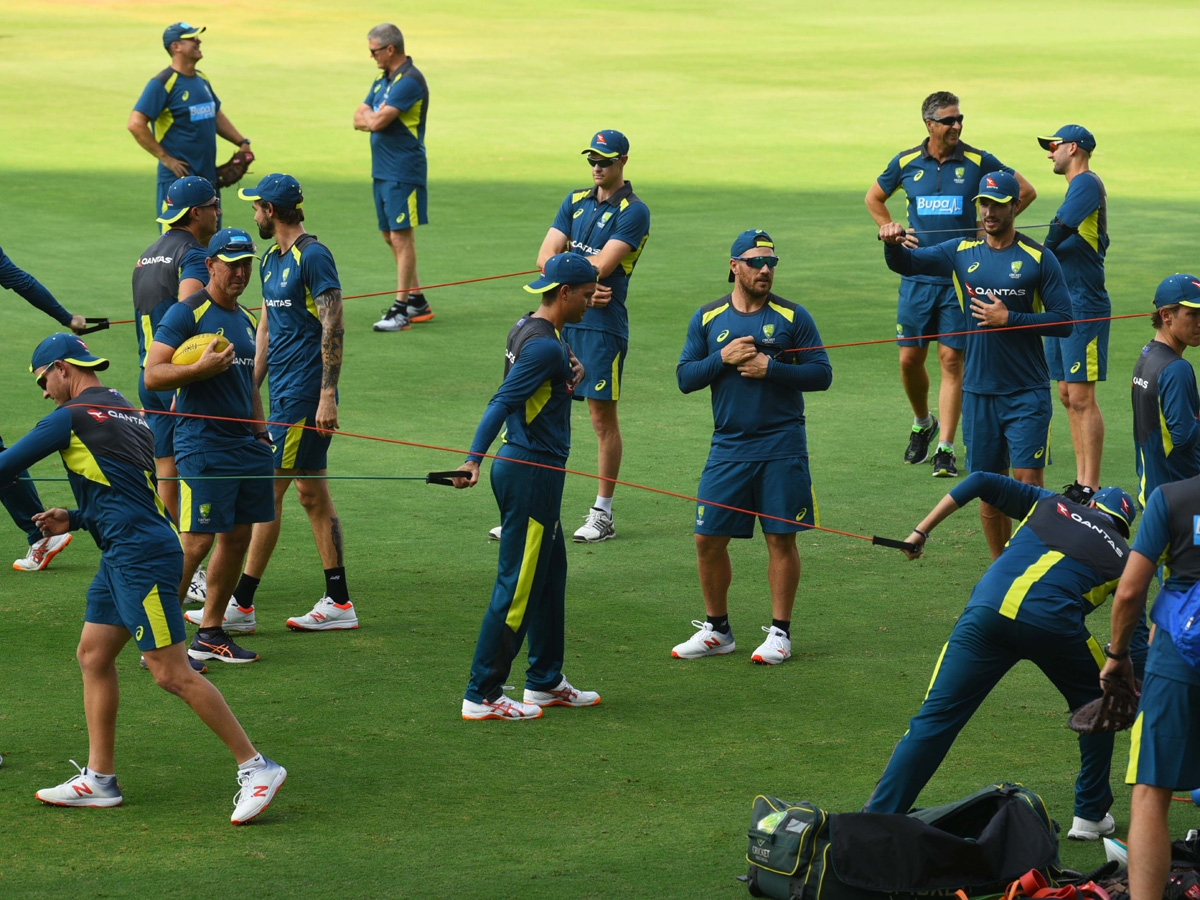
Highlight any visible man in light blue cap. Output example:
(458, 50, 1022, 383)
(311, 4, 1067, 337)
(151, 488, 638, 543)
(1037, 125, 1109, 505)
(453, 252, 601, 720)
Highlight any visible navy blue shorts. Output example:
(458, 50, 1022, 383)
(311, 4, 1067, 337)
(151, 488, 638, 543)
(896, 279, 966, 350)
(373, 180, 428, 232)
(695, 457, 817, 537)
(963, 389, 1053, 473)
(177, 442, 275, 532)
(86, 551, 186, 651)
(138, 370, 177, 459)
(1045, 315, 1109, 383)
(1126, 638, 1200, 789)
(563, 326, 627, 401)
(268, 398, 331, 470)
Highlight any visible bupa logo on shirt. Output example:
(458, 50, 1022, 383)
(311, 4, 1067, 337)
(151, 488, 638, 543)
(189, 101, 216, 121)
(916, 196, 963, 216)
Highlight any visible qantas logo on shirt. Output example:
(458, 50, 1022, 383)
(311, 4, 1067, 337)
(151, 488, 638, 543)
(916, 196, 963, 216)
(1058, 501, 1125, 556)
(265, 298, 292, 307)
(86, 408, 149, 429)
(963, 282, 1027, 299)
(568, 239, 601, 256)
(138, 255, 175, 267)
(88, 410, 108, 422)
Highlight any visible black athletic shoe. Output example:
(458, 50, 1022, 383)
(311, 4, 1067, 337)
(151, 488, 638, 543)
(904, 416, 939, 465)
(930, 448, 959, 478)
(1062, 482, 1096, 504)
(188, 629, 259, 664)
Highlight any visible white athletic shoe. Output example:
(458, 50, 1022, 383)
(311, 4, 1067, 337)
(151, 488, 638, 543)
(13, 533, 72, 572)
(36, 760, 122, 808)
(573, 507, 615, 543)
(488, 525, 502, 541)
(462, 694, 543, 720)
(185, 567, 207, 604)
(751, 625, 793, 665)
(184, 601, 257, 634)
(1068, 812, 1115, 841)
(671, 620, 736, 658)
(286, 596, 359, 631)
(231, 758, 287, 825)
(372, 301, 412, 332)
(523, 676, 600, 708)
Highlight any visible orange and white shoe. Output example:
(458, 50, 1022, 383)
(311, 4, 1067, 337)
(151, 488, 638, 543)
(671, 620, 735, 658)
(524, 676, 600, 708)
(462, 694, 543, 721)
(231, 758, 286, 825)
(286, 596, 358, 631)
(751, 625, 792, 665)
(13, 533, 72, 572)
(35, 760, 122, 807)
(185, 600, 257, 633)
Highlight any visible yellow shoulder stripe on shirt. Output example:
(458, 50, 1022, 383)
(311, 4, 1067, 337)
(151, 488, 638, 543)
(963, 151, 982, 166)
(701, 303, 730, 326)
(571, 190, 589, 203)
(1017, 240, 1043, 264)
(190, 300, 211, 322)
(767, 301, 795, 323)
(999, 550, 1064, 619)
(61, 434, 111, 486)
(526, 380, 553, 424)
(898, 151, 922, 168)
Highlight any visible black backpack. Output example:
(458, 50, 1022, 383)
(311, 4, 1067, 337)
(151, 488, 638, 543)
(746, 783, 1062, 900)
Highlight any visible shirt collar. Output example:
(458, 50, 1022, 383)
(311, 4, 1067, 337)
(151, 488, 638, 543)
(386, 58, 413, 84)
(583, 180, 634, 206)
(920, 138, 965, 163)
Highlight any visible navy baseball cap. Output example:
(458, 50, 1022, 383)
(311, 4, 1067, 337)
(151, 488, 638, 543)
(156, 176, 217, 225)
(163, 22, 205, 49)
(1037, 125, 1096, 153)
(1153, 273, 1200, 309)
(729, 229, 775, 282)
(30, 334, 109, 381)
(207, 228, 258, 262)
(974, 171, 1020, 204)
(581, 130, 629, 159)
(238, 173, 303, 209)
(524, 252, 597, 293)
(1091, 486, 1135, 538)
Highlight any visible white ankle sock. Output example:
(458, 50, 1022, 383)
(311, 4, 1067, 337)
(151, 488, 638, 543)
(594, 496, 613, 515)
(238, 753, 265, 773)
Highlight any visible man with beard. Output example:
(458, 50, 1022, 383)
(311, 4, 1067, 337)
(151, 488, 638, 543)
(672, 230, 832, 666)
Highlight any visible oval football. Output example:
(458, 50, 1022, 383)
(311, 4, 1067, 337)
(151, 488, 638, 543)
(171, 333, 231, 365)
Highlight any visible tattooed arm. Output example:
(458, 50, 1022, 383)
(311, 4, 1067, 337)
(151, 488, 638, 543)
(314, 287, 344, 436)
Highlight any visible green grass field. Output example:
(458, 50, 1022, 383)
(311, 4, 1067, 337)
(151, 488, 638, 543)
(2, 2, 1199, 896)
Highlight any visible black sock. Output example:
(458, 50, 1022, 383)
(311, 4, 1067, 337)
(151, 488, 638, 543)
(197, 626, 225, 640)
(409, 292, 427, 307)
(707, 614, 731, 635)
(325, 567, 350, 605)
(232, 574, 260, 608)
(772, 619, 791, 638)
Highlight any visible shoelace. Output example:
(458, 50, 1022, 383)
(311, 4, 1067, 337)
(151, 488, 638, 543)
(66, 758, 87, 783)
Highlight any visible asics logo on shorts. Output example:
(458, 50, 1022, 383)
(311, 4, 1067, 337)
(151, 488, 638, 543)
(594, 380, 606, 390)
(916, 196, 963, 216)
(1071, 362, 1082, 374)
(1035, 447, 1045, 459)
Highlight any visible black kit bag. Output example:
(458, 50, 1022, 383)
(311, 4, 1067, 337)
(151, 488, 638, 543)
(746, 783, 1062, 900)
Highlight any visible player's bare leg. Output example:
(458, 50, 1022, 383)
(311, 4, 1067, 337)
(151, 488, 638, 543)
(179, 532, 215, 603)
(1127, 784, 1172, 900)
(1061, 381, 1104, 489)
(243, 476, 293, 579)
(764, 532, 800, 622)
(936, 345, 963, 445)
(981, 466, 1044, 559)
(695, 533, 732, 616)
(385, 228, 419, 304)
(589, 399, 622, 501)
(197, 526, 251, 629)
(142, 641, 256, 762)
(77, 622, 130, 774)
(155, 455, 179, 523)
(899, 344, 931, 420)
(293, 471, 343, 567)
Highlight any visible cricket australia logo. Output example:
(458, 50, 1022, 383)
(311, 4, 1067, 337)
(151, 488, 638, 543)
(954, 166, 965, 183)
(198, 503, 212, 524)
(1010, 261, 1023, 279)
(761, 324, 775, 343)
(598, 211, 613, 228)
(697, 505, 705, 525)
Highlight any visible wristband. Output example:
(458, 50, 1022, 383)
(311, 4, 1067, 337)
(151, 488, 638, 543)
(240, 138, 252, 145)
(913, 527, 930, 540)
(1104, 642, 1130, 661)
(255, 430, 271, 442)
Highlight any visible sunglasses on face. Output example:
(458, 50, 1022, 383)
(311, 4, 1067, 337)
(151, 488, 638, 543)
(1046, 140, 1065, 151)
(586, 156, 618, 169)
(369, 46, 389, 58)
(929, 114, 964, 126)
(733, 256, 779, 270)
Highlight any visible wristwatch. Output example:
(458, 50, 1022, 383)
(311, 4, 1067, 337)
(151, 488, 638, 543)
(240, 138, 252, 145)
(255, 430, 271, 442)
(1103, 642, 1129, 661)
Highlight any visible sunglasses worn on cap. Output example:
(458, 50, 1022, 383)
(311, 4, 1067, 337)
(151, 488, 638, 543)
(733, 256, 779, 270)
(587, 156, 618, 169)
(929, 114, 964, 126)
(218, 241, 256, 255)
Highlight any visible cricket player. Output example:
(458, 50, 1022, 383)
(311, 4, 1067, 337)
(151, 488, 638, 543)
(866, 472, 1135, 845)
(453, 253, 601, 720)
(867, 91, 1035, 477)
(672, 230, 832, 666)
(3, 334, 284, 824)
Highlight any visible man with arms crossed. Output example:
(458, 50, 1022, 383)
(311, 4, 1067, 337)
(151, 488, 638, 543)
(1, 243, 88, 571)
(867, 91, 1035, 477)
(673, 230, 832, 666)
(3, 334, 283, 824)
(1038, 125, 1110, 503)
(453, 253, 600, 720)
(129, 23, 252, 226)
(1102, 471, 1200, 899)
(188, 174, 356, 633)
(881, 172, 1072, 559)
(145, 229, 275, 665)
(358, 23, 434, 331)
